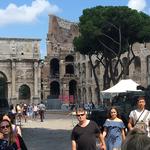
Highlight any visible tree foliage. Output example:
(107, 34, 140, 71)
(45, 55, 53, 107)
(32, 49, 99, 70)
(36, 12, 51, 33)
(74, 6, 150, 56)
(73, 6, 150, 104)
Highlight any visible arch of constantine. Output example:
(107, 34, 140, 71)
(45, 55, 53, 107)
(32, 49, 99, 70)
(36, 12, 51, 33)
(0, 37, 41, 105)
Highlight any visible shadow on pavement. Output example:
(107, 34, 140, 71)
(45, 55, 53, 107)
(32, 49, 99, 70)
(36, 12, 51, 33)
(22, 128, 72, 150)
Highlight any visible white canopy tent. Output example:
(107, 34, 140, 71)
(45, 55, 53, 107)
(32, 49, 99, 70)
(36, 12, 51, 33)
(101, 79, 141, 94)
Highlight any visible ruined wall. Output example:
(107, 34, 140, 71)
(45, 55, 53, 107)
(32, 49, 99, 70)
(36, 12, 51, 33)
(42, 15, 79, 103)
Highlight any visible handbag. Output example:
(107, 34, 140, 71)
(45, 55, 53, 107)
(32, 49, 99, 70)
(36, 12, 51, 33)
(134, 121, 147, 132)
(134, 110, 149, 133)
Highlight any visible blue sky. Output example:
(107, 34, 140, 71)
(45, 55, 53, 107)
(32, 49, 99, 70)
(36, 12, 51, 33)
(0, 0, 150, 58)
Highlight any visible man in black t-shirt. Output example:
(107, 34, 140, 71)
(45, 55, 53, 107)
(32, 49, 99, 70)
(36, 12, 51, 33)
(71, 107, 106, 150)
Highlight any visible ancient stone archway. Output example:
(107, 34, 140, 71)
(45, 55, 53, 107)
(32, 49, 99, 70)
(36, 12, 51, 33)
(69, 80, 77, 103)
(50, 81, 60, 98)
(65, 55, 74, 62)
(50, 58, 59, 78)
(0, 72, 8, 99)
(134, 56, 141, 72)
(66, 64, 74, 74)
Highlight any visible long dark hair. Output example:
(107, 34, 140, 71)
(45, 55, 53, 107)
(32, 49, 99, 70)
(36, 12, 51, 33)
(0, 119, 16, 145)
(107, 106, 121, 119)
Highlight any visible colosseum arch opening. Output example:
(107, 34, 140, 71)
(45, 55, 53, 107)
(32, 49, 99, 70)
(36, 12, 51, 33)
(50, 81, 60, 98)
(134, 56, 141, 72)
(147, 55, 150, 75)
(65, 55, 74, 62)
(50, 58, 59, 78)
(69, 80, 77, 103)
(66, 64, 74, 74)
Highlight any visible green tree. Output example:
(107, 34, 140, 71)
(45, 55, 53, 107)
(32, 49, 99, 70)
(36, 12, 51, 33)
(73, 6, 150, 104)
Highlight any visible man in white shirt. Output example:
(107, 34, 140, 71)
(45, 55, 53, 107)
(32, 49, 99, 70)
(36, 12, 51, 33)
(38, 101, 46, 122)
(128, 96, 150, 136)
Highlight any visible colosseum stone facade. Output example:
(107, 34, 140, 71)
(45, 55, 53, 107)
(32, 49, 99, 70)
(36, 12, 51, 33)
(42, 15, 150, 106)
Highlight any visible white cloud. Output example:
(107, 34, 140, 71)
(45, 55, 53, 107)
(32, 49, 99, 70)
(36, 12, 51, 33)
(0, 0, 60, 26)
(128, 0, 147, 11)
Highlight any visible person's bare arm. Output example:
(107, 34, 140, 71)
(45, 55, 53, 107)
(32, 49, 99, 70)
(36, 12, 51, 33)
(98, 133, 106, 150)
(121, 128, 126, 141)
(128, 118, 134, 131)
(17, 125, 22, 136)
(71, 140, 77, 150)
(103, 127, 107, 138)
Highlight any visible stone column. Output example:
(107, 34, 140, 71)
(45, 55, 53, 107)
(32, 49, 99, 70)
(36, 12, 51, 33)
(33, 61, 39, 103)
(38, 63, 42, 101)
(11, 61, 16, 100)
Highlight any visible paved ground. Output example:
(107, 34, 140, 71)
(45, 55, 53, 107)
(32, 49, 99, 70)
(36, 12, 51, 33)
(21, 112, 78, 150)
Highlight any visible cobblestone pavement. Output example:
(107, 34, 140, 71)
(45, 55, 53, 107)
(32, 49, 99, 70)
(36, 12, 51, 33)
(21, 112, 78, 150)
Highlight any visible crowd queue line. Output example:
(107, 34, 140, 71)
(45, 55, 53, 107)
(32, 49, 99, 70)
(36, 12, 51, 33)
(10, 101, 46, 124)
(71, 96, 150, 150)
(0, 96, 150, 150)
(0, 101, 46, 149)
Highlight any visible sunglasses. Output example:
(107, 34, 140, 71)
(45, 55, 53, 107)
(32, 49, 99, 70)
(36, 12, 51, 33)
(0, 125, 10, 129)
(76, 113, 85, 117)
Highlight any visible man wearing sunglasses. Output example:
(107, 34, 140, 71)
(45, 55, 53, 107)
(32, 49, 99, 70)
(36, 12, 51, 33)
(71, 107, 106, 150)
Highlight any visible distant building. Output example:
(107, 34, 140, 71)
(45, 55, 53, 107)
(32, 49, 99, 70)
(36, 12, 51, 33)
(122, 42, 150, 87)
(42, 15, 150, 106)
(0, 37, 41, 105)
(41, 15, 79, 108)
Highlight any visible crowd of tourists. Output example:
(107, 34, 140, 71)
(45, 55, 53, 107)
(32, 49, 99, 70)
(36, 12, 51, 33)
(0, 101, 46, 149)
(1, 96, 150, 150)
(10, 101, 46, 123)
(71, 96, 150, 150)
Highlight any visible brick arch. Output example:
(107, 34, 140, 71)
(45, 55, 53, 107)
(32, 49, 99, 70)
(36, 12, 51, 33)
(50, 81, 60, 98)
